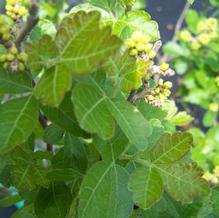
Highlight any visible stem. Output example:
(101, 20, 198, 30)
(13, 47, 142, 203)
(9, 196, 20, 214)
(15, 0, 39, 47)
(158, 2, 191, 64)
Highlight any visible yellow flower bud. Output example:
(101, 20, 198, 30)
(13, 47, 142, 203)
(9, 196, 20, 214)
(198, 33, 211, 45)
(6, 53, 14, 61)
(207, 18, 218, 30)
(18, 52, 28, 61)
(143, 43, 153, 53)
(19, 7, 28, 16)
(10, 46, 18, 55)
(136, 42, 146, 52)
(209, 102, 219, 112)
(0, 54, 6, 62)
(197, 21, 207, 32)
(18, 62, 25, 71)
(160, 62, 169, 72)
(163, 81, 173, 89)
(7, 0, 16, 4)
(180, 30, 192, 42)
(129, 49, 138, 56)
(147, 95, 155, 101)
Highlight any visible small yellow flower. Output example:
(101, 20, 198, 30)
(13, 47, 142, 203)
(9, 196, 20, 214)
(131, 31, 145, 43)
(207, 17, 218, 30)
(147, 95, 155, 101)
(148, 50, 156, 59)
(198, 33, 211, 45)
(180, 30, 193, 42)
(163, 81, 173, 89)
(213, 166, 219, 177)
(209, 102, 219, 112)
(160, 62, 169, 72)
(197, 20, 207, 32)
(129, 48, 138, 56)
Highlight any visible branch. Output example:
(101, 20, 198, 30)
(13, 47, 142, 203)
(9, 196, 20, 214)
(158, 2, 191, 64)
(15, 0, 39, 47)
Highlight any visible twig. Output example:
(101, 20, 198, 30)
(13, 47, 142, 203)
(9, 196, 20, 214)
(158, 2, 191, 64)
(15, 0, 39, 47)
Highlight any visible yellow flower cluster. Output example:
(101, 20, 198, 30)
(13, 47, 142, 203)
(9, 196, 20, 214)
(146, 78, 173, 107)
(202, 166, 219, 185)
(127, 31, 155, 59)
(0, 46, 28, 72)
(179, 17, 218, 50)
(209, 102, 219, 112)
(0, 15, 11, 41)
(6, 0, 28, 20)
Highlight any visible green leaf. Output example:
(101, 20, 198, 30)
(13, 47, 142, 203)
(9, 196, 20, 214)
(212, 188, 219, 215)
(44, 124, 64, 145)
(79, 161, 133, 218)
(163, 42, 190, 58)
(150, 133, 193, 164)
(34, 67, 72, 107)
(137, 100, 167, 121)
(185, 9, 200, 32)
(113, 10, 160, 40)
(86, 0, 117, 11)
(108, 100, 152, 150)
(34, 183, 72, 218)
(64, 133, 88, 173)
(72, 82, 115, 139)
(27, 35, 58, 75)
(0, 67, 32, 94)
(0, 95, 38, 153)
(94, 127, 128, 162)
(159, 163, 210, 203)
(203, 110, 217, 127)
(170, 112, 194, 126)
(46, 168, 82, 181)
(10, 147, 49, 191)
(42, 93, 88, 137)
(128, 167, 163, 209)
(55, 11, 122, 74)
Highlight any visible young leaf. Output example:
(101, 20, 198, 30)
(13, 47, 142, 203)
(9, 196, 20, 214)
(0, 95, 38, 153)
(113, 10, 160, 40)
(79, 161, 133, 218)
(150, 133, 193, 164)
(128, 167, 163, 209)
(34, 183, 72, 218)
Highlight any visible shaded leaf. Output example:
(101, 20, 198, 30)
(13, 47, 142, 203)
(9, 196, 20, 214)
(79, 162, 133, 218)
(128, 167, 163, 209)
(0, 95, 38, 153)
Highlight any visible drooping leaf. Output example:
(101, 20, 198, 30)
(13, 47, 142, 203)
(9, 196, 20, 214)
(0, 95, 38, 153)
(79, 161, 133, 218)
(34, 183, 72, 218)
(0, 67, 32, 94)
(150, 133, 193, 164)
(128, 167, 163, 209)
